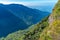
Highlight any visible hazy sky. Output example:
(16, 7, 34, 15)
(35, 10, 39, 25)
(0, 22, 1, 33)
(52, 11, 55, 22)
(0, 0, 58, 6)
(0, 0, 57, 2)
(0, 0, 58, 12)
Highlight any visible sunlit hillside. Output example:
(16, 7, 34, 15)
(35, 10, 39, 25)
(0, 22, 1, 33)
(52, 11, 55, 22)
(39, 0, 60, 40)
(0, 0, 60, 40)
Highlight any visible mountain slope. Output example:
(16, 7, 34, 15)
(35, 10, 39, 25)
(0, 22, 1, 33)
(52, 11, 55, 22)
(0, 4, 50, 37)
(1, 0, 60, 40)
(0, 4, 50, 25)
(0, 5, 29, 37)
(39, 0, 60, 40)
(0, 15, 49, 40)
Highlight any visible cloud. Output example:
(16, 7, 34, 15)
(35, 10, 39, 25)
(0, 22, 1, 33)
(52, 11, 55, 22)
(0, 1, 57, 6)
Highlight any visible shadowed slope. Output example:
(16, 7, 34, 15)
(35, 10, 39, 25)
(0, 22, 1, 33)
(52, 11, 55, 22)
(0, 6, 28, 37)
(0, 4, 50, 38)
(0, 4, 50, 25)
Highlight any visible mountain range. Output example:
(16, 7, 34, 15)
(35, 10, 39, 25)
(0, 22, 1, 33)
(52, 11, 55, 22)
(0, 0, 59, 40)
(0, 4, 50, 37)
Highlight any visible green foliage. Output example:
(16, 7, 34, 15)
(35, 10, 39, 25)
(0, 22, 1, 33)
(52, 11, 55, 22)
(1, 0, 59, 40)
(39, 0, 60, 40)
(0, 15, 49, 40)
(0, 0, 60, 40)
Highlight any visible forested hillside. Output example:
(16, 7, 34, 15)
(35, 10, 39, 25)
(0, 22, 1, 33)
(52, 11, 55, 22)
(39, 0, 60, 40)
(0, 0, 60, 40)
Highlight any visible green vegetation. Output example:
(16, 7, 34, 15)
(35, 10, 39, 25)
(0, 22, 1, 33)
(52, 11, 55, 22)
(0, 15, 49, 40)
(0, 0, 60, 40)
(39, 0, 60, 40)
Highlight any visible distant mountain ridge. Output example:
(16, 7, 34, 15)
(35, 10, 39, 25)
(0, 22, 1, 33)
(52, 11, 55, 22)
(0, 4, 28, 37)
(0, 4, 50, 24)
(0, 4, 50, 37)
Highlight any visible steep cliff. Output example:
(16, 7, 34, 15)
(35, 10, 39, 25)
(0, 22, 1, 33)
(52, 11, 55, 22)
(39, 0, 60, 40)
